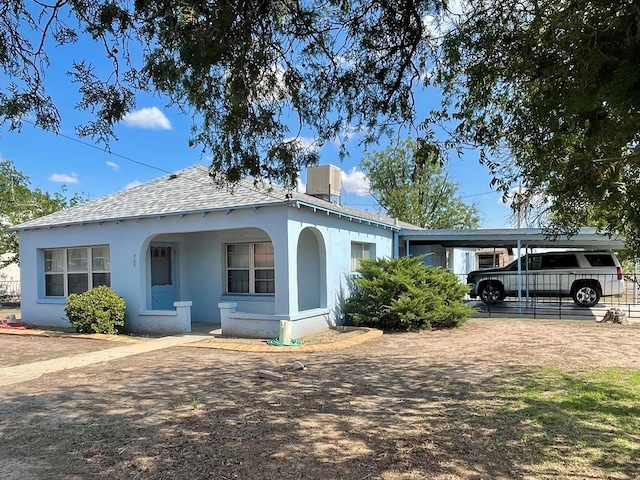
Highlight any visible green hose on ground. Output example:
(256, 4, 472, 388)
(267, 338, 305, 347)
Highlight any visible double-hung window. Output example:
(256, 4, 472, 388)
(44, 246, 111, 297)
(351, 242, 373, 272)
(226, 242, 274, 294)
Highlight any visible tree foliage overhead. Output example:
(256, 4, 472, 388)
(431, 0, 640, 251)
(0, 160, 84, 267)
(3, 0, 640, 250)
(1, 0, 444, 188)
(361, 137, 480, 228)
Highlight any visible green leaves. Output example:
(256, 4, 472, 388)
(360, 137, 480, 228)
(346, 255, 474, 331)
(65, 285, 126, 334)
(432, 0, 640, 251)
(1, 0, 445, 188)
(4, 0, 639, 251)
(0, 159, 85, 267)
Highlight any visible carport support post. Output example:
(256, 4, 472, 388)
(517, 239, 522, 316)
(635, 260, 638, 304)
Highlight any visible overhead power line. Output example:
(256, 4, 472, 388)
(21, 119, 174, 176)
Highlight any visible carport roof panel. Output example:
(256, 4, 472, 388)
(398, 228, 626, 250)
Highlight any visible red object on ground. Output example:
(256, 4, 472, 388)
(1, 318, 31, 329)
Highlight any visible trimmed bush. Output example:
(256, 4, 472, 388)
(345, 255, 474, 331)
(65, 285, 126, 334)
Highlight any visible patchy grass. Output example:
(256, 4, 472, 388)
(491, 367, 640, 476)
(2, 320, 640, 479)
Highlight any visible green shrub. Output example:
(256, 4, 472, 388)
(345, 255, 474, 331)
(65, 286, 126, 334)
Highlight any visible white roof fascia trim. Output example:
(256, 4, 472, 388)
(9, 202, 283, 232)
(290, 200, 401, 232)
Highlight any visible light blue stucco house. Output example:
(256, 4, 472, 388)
(11, 164, 421, 337)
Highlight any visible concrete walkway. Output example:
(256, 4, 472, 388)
(0, 320, 382, 387)
(0, 333, 213, 387)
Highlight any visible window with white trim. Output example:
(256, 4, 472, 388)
(226, 242, 274, 294)
(44, 246, 111, 297)
(351, 242, 373, 272)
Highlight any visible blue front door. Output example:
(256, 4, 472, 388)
(150, 243, 176, 310)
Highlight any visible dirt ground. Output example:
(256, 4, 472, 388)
(1, 316, 639, 479)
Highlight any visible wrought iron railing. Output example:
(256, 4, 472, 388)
(458, 272, 638, 321)
(0, 280, 21, 304)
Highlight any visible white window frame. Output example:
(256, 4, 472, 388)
(43, 246, 111, 297)
(225, 242, 275, 295)
(351, 242, 373, 272)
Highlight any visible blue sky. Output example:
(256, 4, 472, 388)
(0, 96, 516, 228)
(0, 8, 516, 229)
(0, 103, 514, 228)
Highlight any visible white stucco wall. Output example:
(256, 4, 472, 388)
(449, 248, 477, 275)
(0, 257, 20, 303)
(285, 206, 395, 329)
(0, 260, 20, 281)
(409, 244, 447, 267)
(16, 202, 396, 334)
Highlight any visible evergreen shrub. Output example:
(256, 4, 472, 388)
(346, 255, 474, 331)
(65, 285, 126, 334)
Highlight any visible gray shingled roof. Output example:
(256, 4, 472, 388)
(11, 164, 420, 231)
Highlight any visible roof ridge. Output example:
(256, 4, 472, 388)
(9, 164, 415, 231)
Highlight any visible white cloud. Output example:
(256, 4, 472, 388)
(296, 176, 306, 193)
(123, 107, 171, 130)
(423, 0, 467, 42)
(258, 64, 287, 103)
(106, 161, 120, 170)
(341, 167, 370, 197)
(285, 136, 321, 152)
(124, 180, 143, 190)
(49, 173, 78, 184)
(331, 124, 368, 148)
(335, 55, 355, 69)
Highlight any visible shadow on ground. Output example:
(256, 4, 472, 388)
(1, 342, 639, 480)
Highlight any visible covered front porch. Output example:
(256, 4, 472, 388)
(128, 223, 331, 338)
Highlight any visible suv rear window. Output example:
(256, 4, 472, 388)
(507, 253, 580, 270)
(540, 253, 579, 269)
(583, 254, 616, 267)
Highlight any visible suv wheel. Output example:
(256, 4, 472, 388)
(572, 282, 601, 307)
(479, 281, 505, 305)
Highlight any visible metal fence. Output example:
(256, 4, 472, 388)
(0, 281, 21, 305)
(457, 272, 639, 321)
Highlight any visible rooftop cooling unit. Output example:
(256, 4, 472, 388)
(306, 165, 341, 201)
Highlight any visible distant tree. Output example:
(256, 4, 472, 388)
(0, 160, 85, 267)
(360, 138, 480, 228)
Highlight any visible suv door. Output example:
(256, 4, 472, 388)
(500, 254, 544, 295)
(538, 253, 580, 296)
(503, 253, 579, 297)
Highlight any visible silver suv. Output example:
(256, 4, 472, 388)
(467, 251, 625, 307)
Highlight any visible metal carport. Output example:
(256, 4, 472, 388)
(397, 227, 625, 251)
(396, 227, 632, 320)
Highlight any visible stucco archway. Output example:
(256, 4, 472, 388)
(297, 227, 327, 310)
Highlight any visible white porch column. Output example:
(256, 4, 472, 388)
(268, 220, 299, 316)
(173, 301, 193, 333)
(218, 302, 237, 333)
